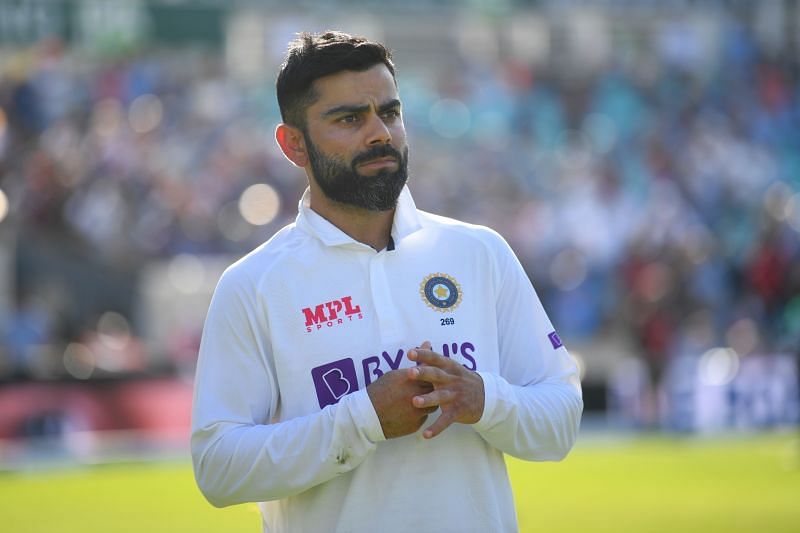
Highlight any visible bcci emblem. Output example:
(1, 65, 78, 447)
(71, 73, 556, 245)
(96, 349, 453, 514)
(420, 273, 462, 312)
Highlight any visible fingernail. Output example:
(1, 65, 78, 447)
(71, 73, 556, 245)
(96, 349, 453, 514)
(423, 430, 432, 439)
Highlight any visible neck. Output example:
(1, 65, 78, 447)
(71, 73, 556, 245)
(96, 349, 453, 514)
(308, 186, 395, 251)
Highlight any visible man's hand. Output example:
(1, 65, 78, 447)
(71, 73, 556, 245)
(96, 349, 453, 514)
(366, 369, 436, 439)
(407, 342, 485, 439)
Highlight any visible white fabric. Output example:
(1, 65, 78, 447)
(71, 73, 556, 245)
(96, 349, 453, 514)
(191, 185, 583, 533)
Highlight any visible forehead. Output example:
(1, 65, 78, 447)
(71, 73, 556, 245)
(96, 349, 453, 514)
(308, 64, 399, 114)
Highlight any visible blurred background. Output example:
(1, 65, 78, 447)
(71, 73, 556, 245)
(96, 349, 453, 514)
(0, 1, 798, 528)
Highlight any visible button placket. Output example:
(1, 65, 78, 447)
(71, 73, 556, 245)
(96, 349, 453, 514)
(368, 254, 403, 345)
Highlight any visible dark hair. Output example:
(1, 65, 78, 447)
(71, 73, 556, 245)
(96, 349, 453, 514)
(276, 31, 396, 129)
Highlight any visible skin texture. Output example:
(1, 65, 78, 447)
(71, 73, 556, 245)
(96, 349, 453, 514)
(275, 64, 406, 251)
(407, 342, 486, 439)
(303, 124, 408, 212)
(365, 369, 436, 439)
(275, 66, 485, 439)
(366, 341, 485, 440)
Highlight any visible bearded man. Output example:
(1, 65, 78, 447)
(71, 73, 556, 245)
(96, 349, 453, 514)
(191, 31, 583, 533)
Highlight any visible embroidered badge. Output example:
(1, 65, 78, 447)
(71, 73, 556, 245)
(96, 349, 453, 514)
(420, 273, 462, 312)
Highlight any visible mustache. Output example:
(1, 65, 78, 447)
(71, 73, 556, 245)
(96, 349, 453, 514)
(351, 144, 403, 167)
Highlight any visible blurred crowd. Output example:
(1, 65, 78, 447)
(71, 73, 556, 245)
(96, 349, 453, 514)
(0, 8, 798, 429)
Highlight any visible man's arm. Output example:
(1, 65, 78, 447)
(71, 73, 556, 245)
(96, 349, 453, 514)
(409, 231, 583, 460)
(191, 271, 431, 507)
(474, 233, 583, 460)
(191, 271, 380, 507)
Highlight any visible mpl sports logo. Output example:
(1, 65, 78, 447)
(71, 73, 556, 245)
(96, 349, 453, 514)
(302, 296, 363, 333)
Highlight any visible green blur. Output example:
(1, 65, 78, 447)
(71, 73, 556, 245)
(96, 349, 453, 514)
(0, 433, 798, 532)
(510, 433, 800, 533)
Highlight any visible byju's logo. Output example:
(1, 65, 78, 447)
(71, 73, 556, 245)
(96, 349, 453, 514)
(302, 296, 363, 333)
(548, 331, 564, 350)
(311, 358, 359, 408)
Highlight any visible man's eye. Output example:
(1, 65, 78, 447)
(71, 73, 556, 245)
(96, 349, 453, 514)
(340, 115, 359, 124)
(382, 110, 400, 120)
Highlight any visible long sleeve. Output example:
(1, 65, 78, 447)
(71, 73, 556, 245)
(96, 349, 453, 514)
(190, 268, 385, 507)
(473, 234, 583, 461)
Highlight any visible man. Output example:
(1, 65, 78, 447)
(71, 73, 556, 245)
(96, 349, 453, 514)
(192, 31, 582, 533)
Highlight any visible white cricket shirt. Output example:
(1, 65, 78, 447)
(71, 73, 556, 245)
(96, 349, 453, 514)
(192, 186, 583, 533)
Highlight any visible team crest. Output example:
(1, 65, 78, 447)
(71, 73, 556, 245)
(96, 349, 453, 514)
(420, 273, 462, 312)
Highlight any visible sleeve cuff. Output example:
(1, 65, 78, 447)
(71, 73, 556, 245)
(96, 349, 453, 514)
(473, 371, 500, 432)
(345, 389, 386, 443)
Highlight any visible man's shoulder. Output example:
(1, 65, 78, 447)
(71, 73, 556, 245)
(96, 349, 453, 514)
(417, 210, 509, 251)
(218, 222, 307, 287)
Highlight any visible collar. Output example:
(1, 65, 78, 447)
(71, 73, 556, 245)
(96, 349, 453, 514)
(295, 185, 422, 249)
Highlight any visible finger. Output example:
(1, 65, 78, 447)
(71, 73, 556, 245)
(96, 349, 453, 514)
(423, 411, 455, 439)
(408, 348, 462, 372)
(407, 342, 433, 364)
(407, 365, 450, 384)
(412, 389, 454, 408)
(414, 380, 435, 394)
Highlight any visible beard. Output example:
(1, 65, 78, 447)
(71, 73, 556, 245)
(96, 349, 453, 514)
(305, 135, 409, 212)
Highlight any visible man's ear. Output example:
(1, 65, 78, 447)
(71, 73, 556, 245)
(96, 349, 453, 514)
(275, 123, 309, 168)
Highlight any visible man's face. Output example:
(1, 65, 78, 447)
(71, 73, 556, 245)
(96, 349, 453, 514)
(301, 64, 409, 211)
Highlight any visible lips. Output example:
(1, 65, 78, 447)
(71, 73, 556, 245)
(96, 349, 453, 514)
(358, 157, 397, 169)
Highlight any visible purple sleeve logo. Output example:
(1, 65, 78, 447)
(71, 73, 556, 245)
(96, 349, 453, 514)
(311, 358, 359, 408)
(548, 331, 564, 350)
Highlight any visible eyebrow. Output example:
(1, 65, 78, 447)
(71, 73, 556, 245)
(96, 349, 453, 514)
(322, 98, 401, 118)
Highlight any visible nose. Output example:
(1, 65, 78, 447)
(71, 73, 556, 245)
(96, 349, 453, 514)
(365, 113, 392, 146)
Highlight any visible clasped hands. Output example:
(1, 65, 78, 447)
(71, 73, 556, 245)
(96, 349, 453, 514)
(366, 341, 485, 440)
